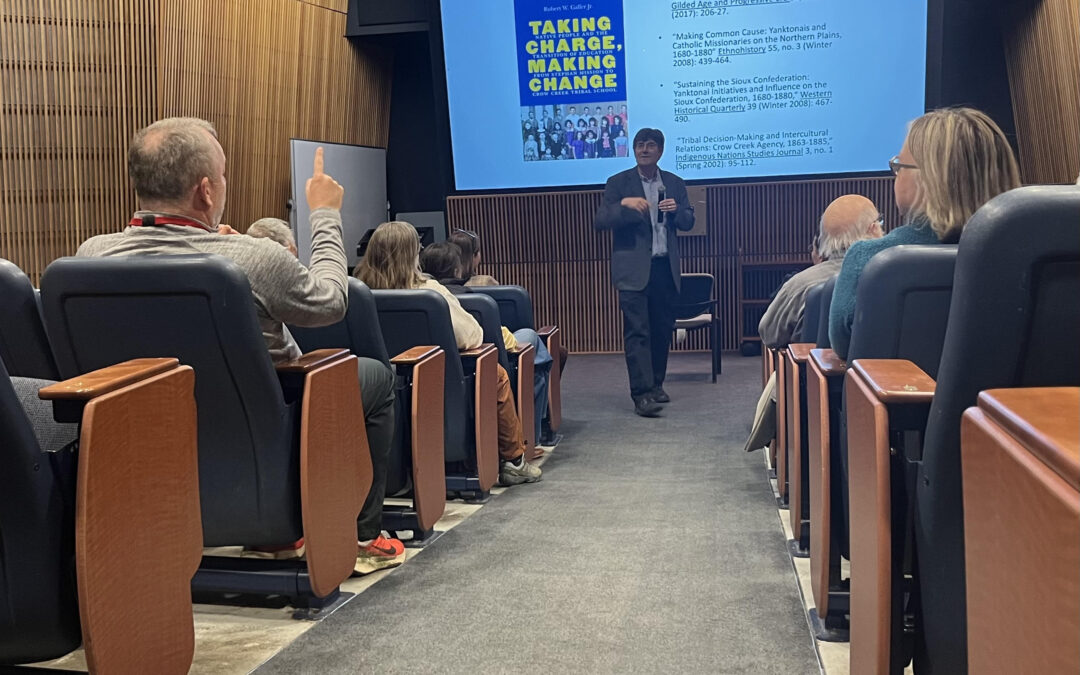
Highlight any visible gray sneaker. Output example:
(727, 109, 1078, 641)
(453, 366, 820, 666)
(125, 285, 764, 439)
(499, 457, 542, 486)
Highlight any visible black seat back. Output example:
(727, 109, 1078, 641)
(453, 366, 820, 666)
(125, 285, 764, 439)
(0, 259, 59, 379)
(289, 279, 390, 368)
(673, 273, 715, 321)
(371, 289, 471, 464)
(848, 245, 958, 379)
(815, 275, 837, 348)
(40, 255, 300, 546)
(288, 278, 409, 492)
(458, 293, 512, 372)
(469, 285, 534, 331)
(799, 280, 827, 344)
(0, 357, 80, 663)
(915, 185, 1080, 674)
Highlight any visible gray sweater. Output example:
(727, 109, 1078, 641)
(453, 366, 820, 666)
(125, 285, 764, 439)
(757, 258, 842, 348)
(76, 208, 348, 363)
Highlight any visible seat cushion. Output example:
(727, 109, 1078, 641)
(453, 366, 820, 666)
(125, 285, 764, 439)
(674, 313, 712, 329)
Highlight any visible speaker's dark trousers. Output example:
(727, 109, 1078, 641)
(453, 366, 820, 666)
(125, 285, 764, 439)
(619, 256, 677, 399)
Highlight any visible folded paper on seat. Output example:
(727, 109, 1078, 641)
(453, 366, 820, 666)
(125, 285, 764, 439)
(745, 371, 778, 452)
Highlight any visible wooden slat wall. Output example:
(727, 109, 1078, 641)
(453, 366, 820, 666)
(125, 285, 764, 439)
(1, 0, 157, 283)
(1001, 0, 1080, 184)
(1, 0, 391, 283)
(156, 0, 391, 232)
(448, 176, 896, 353)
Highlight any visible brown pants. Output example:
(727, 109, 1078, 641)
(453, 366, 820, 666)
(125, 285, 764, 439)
(495, 364, 527, 461)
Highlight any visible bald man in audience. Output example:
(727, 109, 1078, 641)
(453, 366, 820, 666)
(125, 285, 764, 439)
(745, 195, 882, 452)
(758, 195, 883, 348)
(247, 217, 298, 257)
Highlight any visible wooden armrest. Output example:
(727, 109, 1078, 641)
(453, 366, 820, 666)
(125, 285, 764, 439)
(401, 349, 447, 531)
(850, 359, 936, 404)
(809, 348, 847, 376)
(74, 363, 201, 673)
(536, 325, 558, 338)
(297, 353, 371, 598)
(977, 387, 1080, 490)
(275, 348, 350, 373)
(470, 343, 500, 491)
(507, 343, 535, 357)
(459, 343, 497, 359)
(542, 325, 562, 431)
(39, 358, 179, 400)
(391, 345, 442, 365)
(787, 343, 815, 363)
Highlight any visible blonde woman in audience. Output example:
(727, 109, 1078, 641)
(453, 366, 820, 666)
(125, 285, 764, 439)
(355, 221, 542, 487)
(828, 107, 1021, 359)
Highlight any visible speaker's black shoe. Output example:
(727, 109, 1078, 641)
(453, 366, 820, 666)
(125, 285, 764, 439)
(651, 387, 670, 404)
(634, 396, 662, 417)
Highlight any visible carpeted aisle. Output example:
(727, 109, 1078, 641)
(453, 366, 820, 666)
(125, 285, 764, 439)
(257, 353, 820, 674)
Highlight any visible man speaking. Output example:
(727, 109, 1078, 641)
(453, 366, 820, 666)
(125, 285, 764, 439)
(593, 128, 694, 417)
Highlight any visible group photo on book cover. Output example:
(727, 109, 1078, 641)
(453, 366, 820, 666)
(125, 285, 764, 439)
(515, 1, 628, 162)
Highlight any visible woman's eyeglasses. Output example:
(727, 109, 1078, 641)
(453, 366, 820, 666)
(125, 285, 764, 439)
(453, 229, 478, 241)
(888, 155, 918, 175)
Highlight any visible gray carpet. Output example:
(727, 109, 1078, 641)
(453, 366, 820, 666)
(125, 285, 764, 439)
(258, 354, 820, 674)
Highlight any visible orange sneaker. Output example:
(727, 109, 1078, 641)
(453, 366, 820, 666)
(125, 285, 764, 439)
(353, 535, 406, 575)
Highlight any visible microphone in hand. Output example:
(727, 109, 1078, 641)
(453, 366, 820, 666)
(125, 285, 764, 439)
(657, 185, 666, 224)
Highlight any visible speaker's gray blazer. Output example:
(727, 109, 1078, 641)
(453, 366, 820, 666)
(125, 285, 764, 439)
(593, 167, 695, 292)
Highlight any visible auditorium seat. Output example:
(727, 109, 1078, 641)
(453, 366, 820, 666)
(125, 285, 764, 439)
(40, 255, 371, 604)
(469, 284, 533, 333)
(0, 258, 59, 379)
(781, 280, 829, 557)
(761, 347, 778, 474)
(289, 279, 447, 543)
(372, 288, 500, 500)
(672, 272, 720, 381)
(843, 185, 1080, 674)
(814, 275, 837, 348)
(0, 356, 201, 673)
(960, 387, 1079, 675)
(806, 245, 957, 642)
(805, 347, 848, 638)
(775, 346, 789, 506)
(458, 293, 537, 458)
(799, 280, 827, 347)
(469, 284, 563, 433)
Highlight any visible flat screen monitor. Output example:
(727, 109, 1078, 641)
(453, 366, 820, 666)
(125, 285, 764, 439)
(289, 139, 387, 267)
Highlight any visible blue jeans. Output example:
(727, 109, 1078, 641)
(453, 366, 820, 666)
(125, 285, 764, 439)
(513, 328, 552, 442)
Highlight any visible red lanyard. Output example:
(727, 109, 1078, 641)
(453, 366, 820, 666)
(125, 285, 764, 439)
(129, 214, 211, 231)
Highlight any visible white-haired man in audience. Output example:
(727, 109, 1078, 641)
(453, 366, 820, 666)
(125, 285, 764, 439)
(745, 194, 882, 451)
(76, 117, 406, 573)
(759, 195, 883, 348)
(247, 217, 298, 257)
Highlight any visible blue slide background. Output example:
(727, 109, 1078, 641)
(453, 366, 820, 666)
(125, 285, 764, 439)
(441, 1, 927, 191)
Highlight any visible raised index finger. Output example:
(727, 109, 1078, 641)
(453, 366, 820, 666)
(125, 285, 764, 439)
(313, 147, 325, 176)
